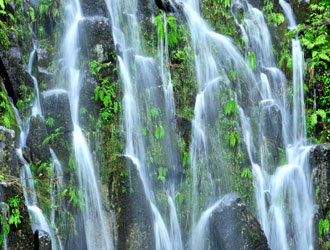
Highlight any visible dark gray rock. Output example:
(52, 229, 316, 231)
(42, 92, 73, 135)
(78, 16, 115, 63)
(176, 115, 191, 147)
(0, 126, 19, 176)
(0, 181, 34, 250)
(80, 0, 107, 17)
(210, 194, 270, 250)
(26, 115, 50, 163)
(37, 48, 51, 69)
(0, 50, 34, 101)
(35, 230, 52, 250)
(79, 69, 99, 131)
(260, 104, 283, 146)
(109, 156, 155, 250)
(310, 144, 330, 217)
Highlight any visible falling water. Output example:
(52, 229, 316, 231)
(105, 0, 184, 249)
(10, 101, 62, 250)
(168, 0, 315, 249)
(175, 0, 255, 233)
(49, 148, 64, 227)
(61, 0, 113, 249)
(27, 42, 42, 117)
(231, 0, 314, 249)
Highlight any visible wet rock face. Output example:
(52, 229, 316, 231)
(26, 116, 50, 163)
(42, 92, 73, 135)
(37, 48, 51, 69)
(0, 50, 34, 102)
(210, 194, 270, 250)
(79, 17, 115, 63)
(310, 144, 330, 217)
(109, 156, 155, 250)
(80, 0, 107, 17)
(0, 182, 34, 250)
(0, 126, 19, 176)
(34, 230, 52, 250)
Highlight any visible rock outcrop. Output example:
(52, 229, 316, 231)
(0, 126, 19, 176)
(0, 181, 34, 250)
(310, 144, 330, 217)
(109, 156, 155, 250)
(210, 194, 270, 250)
(78, 17, 114, 63)
(26, 115, 50, 163)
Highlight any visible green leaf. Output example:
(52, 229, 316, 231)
(155, 126, 160, 140)
(310, 113, 318, 127)
(0, 0, 5, 10)
(319, 219, 330, 236)
(230, 132, 236, 147)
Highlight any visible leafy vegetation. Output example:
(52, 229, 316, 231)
(0, 81, 16, 129)
(299, 2, 330, 142)
(0, 197, 22, 246)
(155, 12, 179, 48)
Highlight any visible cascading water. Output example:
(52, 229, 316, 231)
(167, 0, 315, 249)
(9, 39, 64, 249)
(10, 100, 62, 250)
(105, 0, 185, 249)
(61, 0, 113, 249)
(27, 42, 42, 118)
(49, 148, 64, 227)
(172, 1, 256, 244)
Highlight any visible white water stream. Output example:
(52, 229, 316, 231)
(61, 0, 113, 249)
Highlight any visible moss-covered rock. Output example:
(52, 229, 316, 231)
(210, 194, 270, 250)
(0, 181, 34, 250)
(42, 92, 73, 135)
(0, 126, 19, 177)
(109, 156, 155, 250)
(310, 144, 330, 217)
(78, 17, 114, 63)
(26, 116, 50, 163)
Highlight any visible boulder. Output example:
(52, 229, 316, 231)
(109, 156, 155, 250)
(80, 0, 107, 17)
(210, 194, 270, 250)
(176, 115, 191, 148)
(0, 49, 34, 102)
(309, 144, 330, 217)
(36, 48, 51, 69)
(34, 230, 52, 250)
(26, 115, 50, 163)
(0, 181, 34, 250)
(78, 17, 115, 63)
(0, 126, 19, 176)
(42, 91, 73, 135)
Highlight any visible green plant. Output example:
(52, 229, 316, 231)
(262, 0, 285, 26)
(241, 168, 252, 179)
(319, 218, 330, 237)
(299, 2, 330, 142)
(157, 167, 168, 184)
(0, 197, 23, 245)
(155, 12, 179, 48)
(45, 117, 55, 127)
(42, 127, 64, 145)
(7, 198, 22, 228)
(90, 59, 119, 122)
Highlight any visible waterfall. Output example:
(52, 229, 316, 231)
(170, 0, 315, 249)
(105, 0, 186, 249)
(61, 0, 113, 249)
(10, 101, 62, 250)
